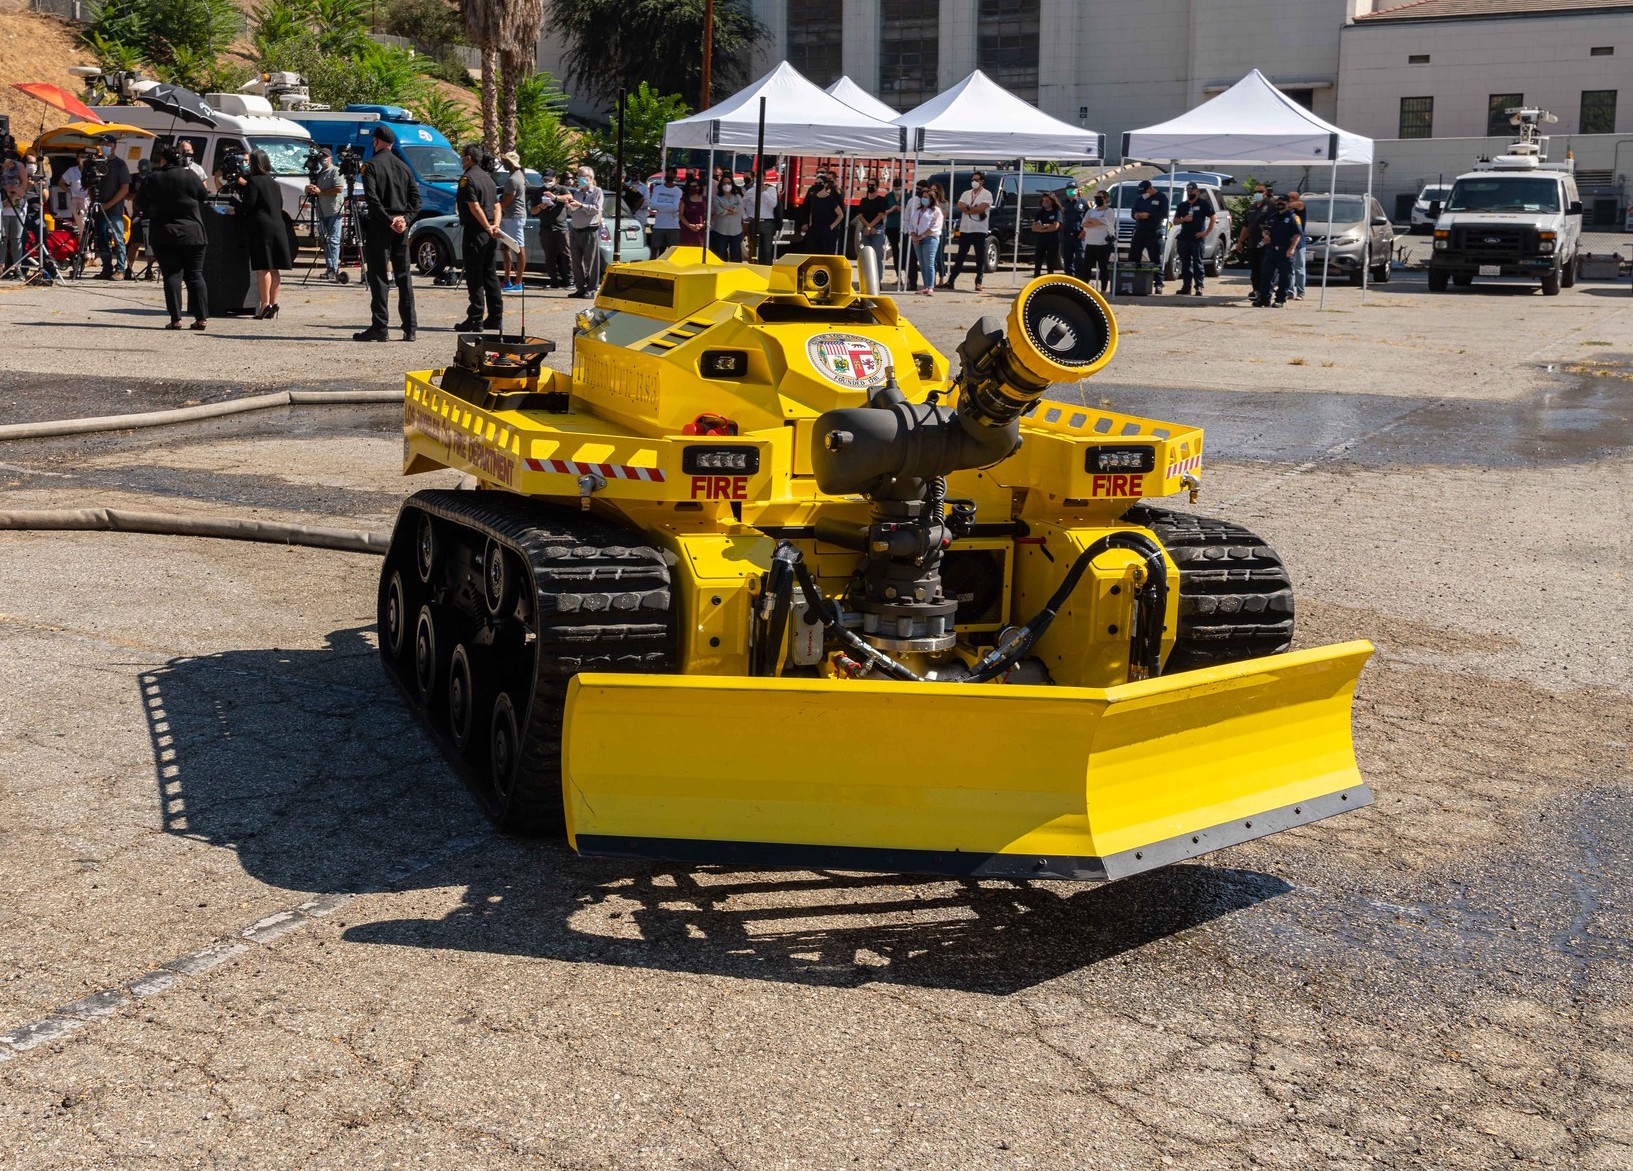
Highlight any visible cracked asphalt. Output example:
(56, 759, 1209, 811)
(0, 265, 1630, 1168)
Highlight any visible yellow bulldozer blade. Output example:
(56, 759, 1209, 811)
(562, 641, 1373, 881)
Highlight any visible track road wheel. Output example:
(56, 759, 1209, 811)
(483, 536, 514, 617)
(415, 512, 438, 585)
(447, 643, 490, 755)
(381, 569, 411, 664)
(413, 604, 447, 703)
(1123, 504, 1295, 673)
(489, 692, 522, 814)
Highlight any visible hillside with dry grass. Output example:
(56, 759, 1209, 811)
(0, 0, 98, 142)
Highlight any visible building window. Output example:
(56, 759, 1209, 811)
(1282, 88, 1315, 110)
(1488, 93, 1522, 136)
(787, 0, 843, 87)
(1590, 46, 1614, 56)
(1399, 96, 1433, 139)
(977, 0, 1041, 103)
(880, 0, 940, 112)
(1408, 54, 1429, 64)
(1581, 89, 1617, 133)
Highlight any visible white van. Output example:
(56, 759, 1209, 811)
(105, 93, 316, 238)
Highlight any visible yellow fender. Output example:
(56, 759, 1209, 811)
(563, 641, 1373, 881)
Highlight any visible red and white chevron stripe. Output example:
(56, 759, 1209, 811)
(523, 458, 667, 482)
(1165, 454, 1202, 479)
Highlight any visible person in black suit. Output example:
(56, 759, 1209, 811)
(235, 149, 292, 319)
(136, 143, 210, 330)
(354, 123, 420, 342)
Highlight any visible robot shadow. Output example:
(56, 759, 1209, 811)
(139, 625, 1290, 993)
(342, 850, 1290, 995)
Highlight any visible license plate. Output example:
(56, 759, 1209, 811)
(1478, 264, 1500, 276)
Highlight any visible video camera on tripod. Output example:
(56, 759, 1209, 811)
(336, 144, 364, 180)
(217, 143, 250, 183)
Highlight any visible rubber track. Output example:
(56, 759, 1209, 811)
(1122, 504, 1294, 673)
(383, 489, 676, 833)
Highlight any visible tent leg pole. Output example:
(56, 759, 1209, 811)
(1319, 158, 1336, 309)
(1109, 179, 1120, 303)
(1012, 158, 1023, 288)
(1362, 161, 1374, 305)
(705, 148, 715, 264)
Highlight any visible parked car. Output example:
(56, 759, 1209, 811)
(408, 189, 650, 278)
(1410, 184, 1452, 233)
(1103, 177, 1234, 279)
(1298, 193, 1395, 285)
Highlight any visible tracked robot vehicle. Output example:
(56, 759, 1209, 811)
(379, 251, 1371, 880)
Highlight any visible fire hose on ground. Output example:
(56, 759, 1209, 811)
(0, 389, 403, 554)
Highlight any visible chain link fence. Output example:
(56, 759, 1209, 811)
(29, 0, 88, 20)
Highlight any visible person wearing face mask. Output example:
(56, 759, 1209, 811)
(565, 165, 605, 298)
(86, 139, 132, 279)
(648, 167, 682, 254)
(678, 178, 708, 249)
(454, 142, 502, 330)
(1, 147, 29, 277)
(1127, 178, 1168, 294)
(1236, 184, 1271, 303)
(908, 186, 944, 297)
(708, 175, 745, 261)
(1082, 191, 1115, 292)
(884, 177, 903, 284)
(856, 177, 888, 277)
(942, 170, 993, 291)
(752, 174, 779, 262)
(1058, 180, 1089, 278)
(802, 173, 844, 254)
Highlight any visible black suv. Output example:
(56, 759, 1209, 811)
(918, 169, 1080, 271)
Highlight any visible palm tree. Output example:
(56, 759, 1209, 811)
(498, 0, 545, 151)
(460, 0, 502, 150)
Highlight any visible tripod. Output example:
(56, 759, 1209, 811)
(0, 181, 54, 284)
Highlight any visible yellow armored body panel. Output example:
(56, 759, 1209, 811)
(379, 248, 1371, 880)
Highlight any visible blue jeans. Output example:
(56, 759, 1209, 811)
(321, 213, 342, 273)
(95, 206, 126, 272)
(1176, 235, 1206, 290)
(1259, 250, 1292, 303)
(1291, 241, 1307, 296)
(914, 236, 940, 288)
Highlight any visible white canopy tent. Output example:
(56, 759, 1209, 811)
(892, 70, 1103, 288)
(662, 62, 902, 268)
(825, 76, 901, 123)
(1121, 69, 1376, 307)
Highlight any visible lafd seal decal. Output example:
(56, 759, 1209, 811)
(807, 333, 887, 389)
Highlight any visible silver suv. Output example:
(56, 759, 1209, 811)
(1299, 193, 1395, 285)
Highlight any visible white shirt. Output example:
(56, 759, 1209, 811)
(754, 187, 778, 219)
(60, 164, 85, 202)
(910, 203, 944, 239)
(1083, 206, 1114, 246)
(648, 182, 682, 230)
(957, 186, 994, 233)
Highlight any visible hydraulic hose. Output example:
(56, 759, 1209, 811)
(965, 532, 1167, 684)
(0, 389, 402, 442)
(0, 507, 388, 554)
(790, 554, 925, 683)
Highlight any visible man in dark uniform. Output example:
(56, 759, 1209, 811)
(1058, 179, 1088, 278)
(455, 143, 502, 332)
(1255, 193, 1302, 308)
(1172, 181, 1214, 296)
(1236, 184, 1270, 303)
(1128, 178, 1169, 292)
(354, 124, 419, 342)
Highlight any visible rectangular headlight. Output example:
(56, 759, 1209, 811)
(682, 445, 761, 475)
(700, 350, 749, 379)
(1085, 445, 1155, 474)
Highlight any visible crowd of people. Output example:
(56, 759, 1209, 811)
(1, 128, 1347, 332)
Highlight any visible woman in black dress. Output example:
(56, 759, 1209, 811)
(137, 143, 209, 329)
(238, 149, 291, 318)
(1031, 191, 1062, 276)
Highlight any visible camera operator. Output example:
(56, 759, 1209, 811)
(137, 142, 209, 330)
(353, 124, 418, 342)
(84, 139, 132, 279)
(304, 146, 344, 280)
(55, 154, 88, 232)
(2, 145, 30, 277)
(126, 158, 155, 280)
